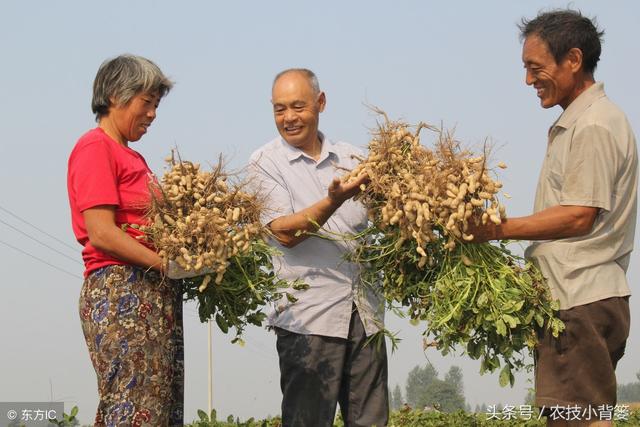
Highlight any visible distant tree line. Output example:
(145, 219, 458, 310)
(389, 368, 640, 415)
(618, 372, 640, 403)
(389, 364, 467, 412)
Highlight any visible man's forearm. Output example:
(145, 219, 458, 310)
(268, 196, 340, 247)
(493, 204, 598, 241)
(267, 175, 368, 248)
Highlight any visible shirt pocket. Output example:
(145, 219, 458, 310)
(546, 166, 564, 191)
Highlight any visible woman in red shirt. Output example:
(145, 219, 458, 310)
(67, 54, 181, 426)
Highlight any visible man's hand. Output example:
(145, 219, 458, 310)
(463, 205, 598, 243)
(465, 219, 501, 244)
(327, 174, 369, 206)
(268, 173, 370, 248)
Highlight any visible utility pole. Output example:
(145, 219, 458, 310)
(208, 319, 213, 415)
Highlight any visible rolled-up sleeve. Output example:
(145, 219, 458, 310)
(248, 152, 293, 225)
(561, 124, 616, 211)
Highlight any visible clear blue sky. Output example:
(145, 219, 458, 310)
(1, 1, 638, 423)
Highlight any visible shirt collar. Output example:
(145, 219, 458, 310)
(282, 131, 337, 164)
(552, 82, 606, 130)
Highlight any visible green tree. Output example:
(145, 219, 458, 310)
(404, 364, 466, 412)
(618, 371, 640, 403)
(429, 379, 465, 412)
(391, 384, 404, 410)
(405, 364, 438, 408)
(444, 366, 464, 396)
(524, 389, 535, 405)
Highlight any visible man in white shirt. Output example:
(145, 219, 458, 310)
(249, 68, 388, 426)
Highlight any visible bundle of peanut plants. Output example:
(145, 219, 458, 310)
(143, 152, 303, 342)
(343, 111, 564, 386)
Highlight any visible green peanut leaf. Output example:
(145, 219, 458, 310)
(499, 364, 511, 387)
(215, 313, 229, 333)
(535, 313, 545, 328)
(513, 300, 525, 312)
(502, 314, 519, 329)
(495, 319, 507, 336)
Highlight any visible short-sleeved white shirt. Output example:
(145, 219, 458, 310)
(249, 133, 384, 338)
(525, 83, 637, 309)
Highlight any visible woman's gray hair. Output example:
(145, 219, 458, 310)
(273, 68, 320, 95)
(91, 54, 173, 121)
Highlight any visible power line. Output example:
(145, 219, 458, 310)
(0, 239, 82, 279)
(0, 217, 83, 266)
(0, 204, 79, 253)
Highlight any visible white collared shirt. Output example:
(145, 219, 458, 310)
(249, 133, 384, 338)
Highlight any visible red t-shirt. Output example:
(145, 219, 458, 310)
(67, 127, 155, 277)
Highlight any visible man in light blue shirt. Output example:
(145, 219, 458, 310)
(249, 68, 388, 426)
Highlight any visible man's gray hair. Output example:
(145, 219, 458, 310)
(272, 68, 320, 95)
(91, 54, 173, 121)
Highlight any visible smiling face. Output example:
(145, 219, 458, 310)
(522, 34, 585, 110)
(102, 91, 160, 145)
(271, 71, 325, 154)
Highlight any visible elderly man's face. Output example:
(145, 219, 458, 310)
(271, 72, 325, 150)
(522, 34, 580, 110)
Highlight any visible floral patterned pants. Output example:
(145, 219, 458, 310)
(79, 264, 184, 426)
